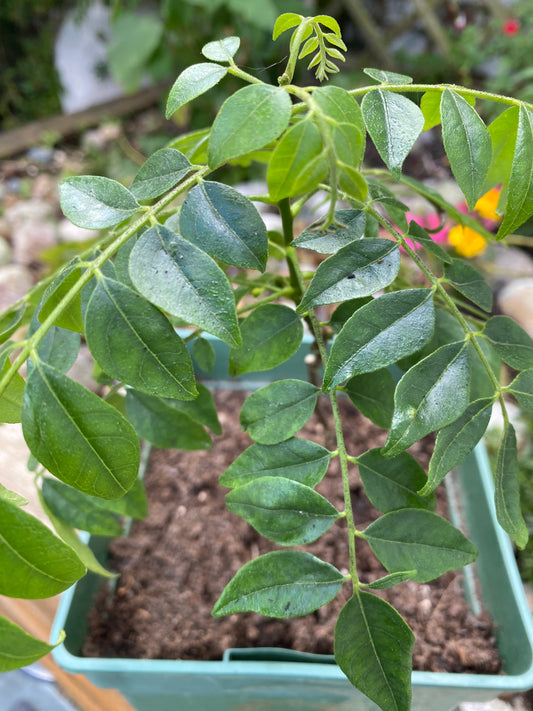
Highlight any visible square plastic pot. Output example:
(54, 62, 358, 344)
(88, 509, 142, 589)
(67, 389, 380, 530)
(51, 338, 533, 711)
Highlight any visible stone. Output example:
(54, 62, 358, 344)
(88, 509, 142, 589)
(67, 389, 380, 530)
(498, 278, 533, 336)
(488, 244, 533, 291)
(11, 219, 58, 265)
(0, 264, 33, 311)
(57, 218, 99, 244)
(0, 236, 11, 267)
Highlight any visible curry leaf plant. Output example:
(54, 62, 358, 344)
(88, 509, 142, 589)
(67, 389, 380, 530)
(0, 12, 532, 710)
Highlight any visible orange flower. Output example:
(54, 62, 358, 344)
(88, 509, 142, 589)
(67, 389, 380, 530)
(448, 225, 487, 258)
(474, 188, 501, 221)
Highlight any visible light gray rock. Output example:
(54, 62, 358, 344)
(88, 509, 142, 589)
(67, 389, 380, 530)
(57, 218, 99, 244)
(0, 236, 12, 267)
(0, 264, 33, 311)
(498, 278, 533, 336)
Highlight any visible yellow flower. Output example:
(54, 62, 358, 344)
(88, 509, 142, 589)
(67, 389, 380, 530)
(474, 187, 501, 221)
(448, 225, 487, 258)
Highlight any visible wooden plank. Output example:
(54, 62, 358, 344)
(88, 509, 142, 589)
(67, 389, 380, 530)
(0, 597, 135, 711)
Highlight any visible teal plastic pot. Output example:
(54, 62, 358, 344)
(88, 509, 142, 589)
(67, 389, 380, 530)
(51, 338, 533, 710)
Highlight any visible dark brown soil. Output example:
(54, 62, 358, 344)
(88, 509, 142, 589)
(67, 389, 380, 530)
(84, 390, 501, 675)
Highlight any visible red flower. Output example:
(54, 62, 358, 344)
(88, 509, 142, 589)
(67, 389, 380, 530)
(502, 18, 520, 36)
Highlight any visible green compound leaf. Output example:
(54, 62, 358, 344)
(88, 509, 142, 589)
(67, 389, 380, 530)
(213, 550, 344, 618)
(296, 239, 400, 314)
(443, 258, 493, 312)
(240, 379, 320, 444)
(483, 315, 533, 371)
(292, 209, 366, 254)
(60, 176, 139, 229)
(85, 276, 197, 400)
(361, 89, 424, 177)
(323, 289, 435, 391)
(130, 148, 191, 200)
(507, 369, 533, 413)
(0, 615, 65, 672)
(385, 341, 470, 456)
(0, 498, 86, 598)
(226, 477, 341, 546)
(126, 390, 212, 450)
(495, 424, 528, 549)
(208, 84, 292, 168)
(362, 509, 478, 582)
(129, 224, 241, 347)
(166, 63, 227, 118)
(345, 368, 395, 429)
(422, 398, 493, 496)
(357, 449, 436, 513)
(335, 593, 414, 711)
(22, 361, 140, 499)
(220, 438, 331, 489)
(266, 120, 327, 201)
(180, 181, 268, 271)
(201, 36, 240, 62)
(229, 304, 303, 376)
(273, 12, 303, 40)
(498, 105, 533, 239)
(364, 67, 413, 84)
(440, 89, 492, 210)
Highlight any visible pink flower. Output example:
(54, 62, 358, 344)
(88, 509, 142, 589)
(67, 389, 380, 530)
(502, 18, 520, 36)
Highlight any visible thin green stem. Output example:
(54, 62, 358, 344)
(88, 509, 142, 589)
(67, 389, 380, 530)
(278, 19, 313, 86)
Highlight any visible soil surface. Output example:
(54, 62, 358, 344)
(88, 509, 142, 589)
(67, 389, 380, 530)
(84, 390, 501, 675)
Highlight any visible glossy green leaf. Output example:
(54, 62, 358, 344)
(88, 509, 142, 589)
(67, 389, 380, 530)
(22, 361, 140, 499)
(485, 106, 518, 192)
(266, 120, 327, 201)
(208, 84, 292, 168)
(0, 616, 65, 672)
(159, 381, 221, 434)
(313, 85, 366, 167)
(0, 483, 27, 507)
(37, 264, 84, 333)
(361, 89, 424, 177)
(165, 63, 227, 118)
(192, 336, 216, 374)
(229, 304, 303, 376)
(498, 105, 533, 238)
(130, 149, 191, 200)
(407, 220, 452, 264)
(483, 315, 533, 370)
(358, 449, 435, 513)
(362, 571, 417, 590)
(272, 12, 303, 40)
(60, 176, 139, 229)
(220, 438, 331, 489)
(335, 593, 414, 711)
(495, 424, 528, 549)
(385, 341, 470, 456)
(180, 181, 268, 271)
(323, 289, 435, 391)
(507, 369, 533, 413)
(314, 15, 342, 35)
(85, 276, 197, 400)
(292, 209, 366, 254)
(41, 477, 123, 536)
(441, 89, 492, 209)
(420, 90, 475, 131)
(0, 304, 27, 346)
(364, 68, 413, 84)
(0, 498, 86, 598)
(329, 297, 372, 334)
(212, 550, 344, 617)
(0, 355, 24, 424)
(28, 306, 80, 374)
(344, 368, 395, 429)
(297, 239, 400, 314)
(422, 398, 493, 496)
(201, 36, 240, 61)
(108, 11, 162, 91)
(443, 258, 493, 312)
(469, 338, 501, 401)
(226, 477, 340, 546)
(129, 224, 241, 347)
(240, 379, 319, 444)
(126, 389, 212, 450)
(362, 509, 477, 582)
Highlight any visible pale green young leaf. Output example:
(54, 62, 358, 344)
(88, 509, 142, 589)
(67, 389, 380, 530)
(298, 36, 319, 59)
(60, 176, 139, 229)
(385, 341, 470, 456)
(335, 593, 414, 711)
(0, 498, 86, 598)
(229, 304, 303, 376)
(363, 68, 413, 84)
(0, 305, 27, 346)
(313, 85, 365, 167)
(362, 571, 417, 590)
(213, 550, 344, 617)
(0, 483, 27, 507)
(226, 477, 341, 546)
(180, 181, 268, 271)
(296, 239, 400, 314)
(201, 36, 240, 62)
(130, 148, 191, 200)
(314, 15, 342, 35)
(165, 63, 227, 118)
(420, 90, 475, 131)
(38, 263, 84, 333)
(240, 379, 319, 444)
(443, 258, 493, 312)
(220, 438, 331, 489)
(22, 361, 140, 499)
(292, 209, 366, 254)
(483, 315, 533, 370)
(362, 509, 477, 582)
(323, 289, 435, 391)
(485, 106, 518, 193)
(0, 616, 65, 672)
(344, 368, 395, 429)
(507, 369, 533, 413)
(0, 355, 24, 424)
(129, 224, 241, 347)
(440, 89, 492, 209)
(495, 424, 528, 548)
(85, 276, 197, 400)
(208, 84, 292, 168)
(272, 13, 303, 40)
